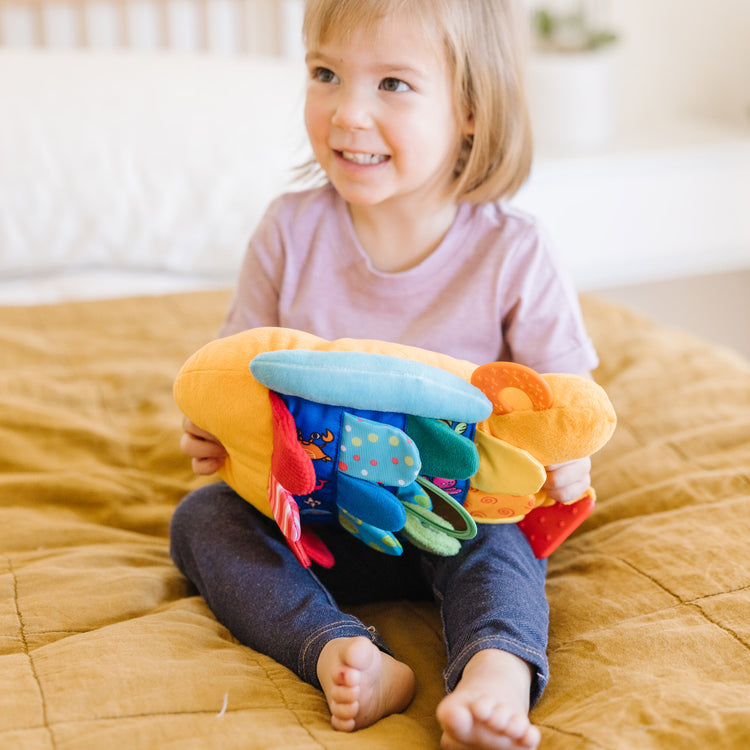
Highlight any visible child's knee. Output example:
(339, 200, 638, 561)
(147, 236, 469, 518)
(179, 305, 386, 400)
(172, 485, 213, 530)
(169, 483, 230, 560)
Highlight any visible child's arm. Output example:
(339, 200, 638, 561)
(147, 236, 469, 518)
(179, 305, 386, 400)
(540, 370, 595, 505)
(180, 416, 227, 475)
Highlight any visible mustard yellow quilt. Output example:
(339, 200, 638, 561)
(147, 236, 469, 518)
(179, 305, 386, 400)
(2, 291, 749, 749)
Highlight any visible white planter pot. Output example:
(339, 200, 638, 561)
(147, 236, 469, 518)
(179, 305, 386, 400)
(527, 49, 619, 153)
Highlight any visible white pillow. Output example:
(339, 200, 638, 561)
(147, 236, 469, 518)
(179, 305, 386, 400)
(0, 50, 309, 279)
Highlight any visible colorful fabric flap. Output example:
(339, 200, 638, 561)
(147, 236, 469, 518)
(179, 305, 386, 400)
(250, 350, 492, 423)
(404, 415, 478, 479)
(413, 477, 477, 540)
(472, 429, 547, 496)
(400, 505, 461, 556)
(338, 412, 421, 487)
(269, 391, 316, 495)
(336, 472, 407, 531)
(338, 507, 403, 556)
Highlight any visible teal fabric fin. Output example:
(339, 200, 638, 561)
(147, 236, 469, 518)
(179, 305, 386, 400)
(405, 415, 479, 479)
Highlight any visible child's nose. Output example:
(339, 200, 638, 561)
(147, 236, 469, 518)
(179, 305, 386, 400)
(331, 87, 372, 130)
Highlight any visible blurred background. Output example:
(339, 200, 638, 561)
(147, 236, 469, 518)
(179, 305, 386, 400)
(1, 0, 748, 356)
(521, 0, 750, 358)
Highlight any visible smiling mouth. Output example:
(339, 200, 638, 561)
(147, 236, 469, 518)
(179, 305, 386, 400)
(338, 150, 389, 165)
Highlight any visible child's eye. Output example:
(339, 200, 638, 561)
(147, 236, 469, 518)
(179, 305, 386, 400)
(311, 67, 339, 84)
(380, 77, 410, 93)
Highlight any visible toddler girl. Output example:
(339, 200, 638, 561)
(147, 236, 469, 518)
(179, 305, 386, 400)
(170, 1, 598, 748)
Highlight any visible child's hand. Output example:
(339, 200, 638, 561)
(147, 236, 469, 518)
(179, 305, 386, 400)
(180, 416, 227, 476)
(542, 456, 592, 505)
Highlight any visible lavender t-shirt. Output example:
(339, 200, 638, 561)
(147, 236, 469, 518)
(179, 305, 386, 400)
(222, 185, 597, 374)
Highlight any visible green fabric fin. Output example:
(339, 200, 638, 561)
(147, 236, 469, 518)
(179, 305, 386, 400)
(414, 477, 477, 540)
(405, 415, 479, 479)
(400, 505, 461, 556)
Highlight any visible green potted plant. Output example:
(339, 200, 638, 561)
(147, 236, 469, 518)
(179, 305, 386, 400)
(527, 2, 620, 152)
(532, 5, 617, 53)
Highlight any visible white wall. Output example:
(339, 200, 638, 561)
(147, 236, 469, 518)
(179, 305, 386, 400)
(610, 0, 750, 127)
(520, 0, 750, 290)
(528, 0, 750, 130)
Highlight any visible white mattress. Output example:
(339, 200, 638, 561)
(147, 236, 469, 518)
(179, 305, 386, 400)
(0, 269, 233, 306)
(1, 49, 309, 305)
(4, 49, 749, 305)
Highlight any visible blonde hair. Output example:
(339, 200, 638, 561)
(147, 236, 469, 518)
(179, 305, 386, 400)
(302, 0, 533, 202)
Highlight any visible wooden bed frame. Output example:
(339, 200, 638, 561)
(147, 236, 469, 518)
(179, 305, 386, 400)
(0, 0, 303, 55)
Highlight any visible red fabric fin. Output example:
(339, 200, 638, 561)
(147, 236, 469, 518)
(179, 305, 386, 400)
(268, 471, 311, 568)
(269, 390, 316, 495)
(300, 527, 335, 569)
(518, 492, 595, 558)
(288, 538, 312, 568)
(268, 472, 301, 542)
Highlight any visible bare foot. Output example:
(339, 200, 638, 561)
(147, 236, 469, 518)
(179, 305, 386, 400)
(436, 649, 541, 750)
(316, 636, 415, 732)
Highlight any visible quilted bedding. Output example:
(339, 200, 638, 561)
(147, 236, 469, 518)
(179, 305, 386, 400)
(2, 290, 749, 749)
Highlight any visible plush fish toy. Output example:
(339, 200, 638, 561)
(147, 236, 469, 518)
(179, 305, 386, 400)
(174, 327, 616, 567)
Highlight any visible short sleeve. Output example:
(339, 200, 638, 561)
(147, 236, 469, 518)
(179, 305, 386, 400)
(220, 197, 287, 337)
(499, 223, 599, 375)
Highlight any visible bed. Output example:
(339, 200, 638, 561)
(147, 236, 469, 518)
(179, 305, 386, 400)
(3, 6, 750, 749)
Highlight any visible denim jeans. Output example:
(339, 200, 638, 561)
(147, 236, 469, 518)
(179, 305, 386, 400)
(169, 482, 550, 705)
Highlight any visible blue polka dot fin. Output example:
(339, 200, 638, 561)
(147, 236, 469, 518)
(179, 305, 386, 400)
(338, 507, 404, 556)
(338, 411, 421, 487)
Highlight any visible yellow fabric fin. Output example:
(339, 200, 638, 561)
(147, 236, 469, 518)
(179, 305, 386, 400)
(472, 429, 546, 496)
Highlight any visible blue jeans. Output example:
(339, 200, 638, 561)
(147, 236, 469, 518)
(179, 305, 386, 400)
(169, 482, 549, 705)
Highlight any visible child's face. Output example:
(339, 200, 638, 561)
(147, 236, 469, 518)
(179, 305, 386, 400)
(304, 13, 471, 212)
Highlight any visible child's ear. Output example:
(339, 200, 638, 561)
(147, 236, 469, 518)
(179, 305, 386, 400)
(462, 110, 475, 136)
